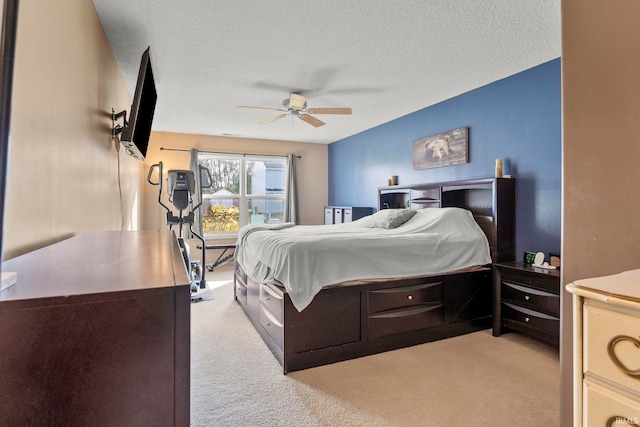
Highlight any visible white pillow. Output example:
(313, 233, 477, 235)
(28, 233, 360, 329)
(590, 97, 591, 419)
(365, 209, 417, 229)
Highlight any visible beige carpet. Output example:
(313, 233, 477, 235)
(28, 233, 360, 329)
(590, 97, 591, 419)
(191, 267, 559, 426)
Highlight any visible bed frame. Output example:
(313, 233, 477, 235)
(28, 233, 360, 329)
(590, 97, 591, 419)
(234, 177, 515, 373)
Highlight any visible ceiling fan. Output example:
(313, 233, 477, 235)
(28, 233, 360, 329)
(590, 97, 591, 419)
(238, 92, 352, 127)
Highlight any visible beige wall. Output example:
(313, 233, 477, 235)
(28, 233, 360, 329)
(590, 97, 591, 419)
(561, 0, 640, 424)
(3, 0, 141, 260)
(142, 131, 328, 233)
(2, 0, 327, 261)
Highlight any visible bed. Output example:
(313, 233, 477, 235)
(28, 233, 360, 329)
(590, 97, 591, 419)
(234, 177, 515, 373)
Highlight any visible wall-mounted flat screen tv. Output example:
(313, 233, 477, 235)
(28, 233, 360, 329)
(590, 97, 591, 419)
(120, 47, 156, 161)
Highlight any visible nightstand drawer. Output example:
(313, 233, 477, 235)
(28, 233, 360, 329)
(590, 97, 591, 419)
(585, 301, 640, 394)
(368, 282, 443, 314)
(501, 269, 558, 294)
(501, 301, 559, 338)
(502, 281, 560, 316)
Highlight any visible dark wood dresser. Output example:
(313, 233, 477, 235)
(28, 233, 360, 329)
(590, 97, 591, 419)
(0, 231, 191, 426)
(493, 261, 560, 346)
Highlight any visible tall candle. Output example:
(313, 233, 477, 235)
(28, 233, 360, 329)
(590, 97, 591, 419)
(495, 159, 503, 178)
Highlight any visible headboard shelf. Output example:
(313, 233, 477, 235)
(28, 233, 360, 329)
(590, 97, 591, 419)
(378, 177, 516, 263)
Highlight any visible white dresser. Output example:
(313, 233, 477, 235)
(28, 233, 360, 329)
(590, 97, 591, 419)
(567, 269, 640, 427)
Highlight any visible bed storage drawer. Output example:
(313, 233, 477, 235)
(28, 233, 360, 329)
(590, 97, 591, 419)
(235, 281, 247, 305)
(368, 282, 443, 313)
(260, 283, 283, 324)
(367, 281, 445, 339)
(235, 262, 247, 285)
(234, 263, 248, 306)
(368, 304, 444, 339)
(259, 304, 284, 350)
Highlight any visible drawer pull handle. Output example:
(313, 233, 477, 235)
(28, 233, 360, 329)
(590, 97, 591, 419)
(607, 416, 640, 427)
(265, 322, 271, 327)
(607, 335, 640, 377)
(265, 297, 270, 300)
(524, 295, 530, 301)
(407, 295, 413, 300)
(525, 317, 530, 322)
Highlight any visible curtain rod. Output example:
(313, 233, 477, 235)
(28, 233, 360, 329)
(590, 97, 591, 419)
(160, 147, 301, 159)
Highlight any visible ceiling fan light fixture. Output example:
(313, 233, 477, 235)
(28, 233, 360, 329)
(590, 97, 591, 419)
(289, 93, 307, 110)
(238, 91, 351, 128)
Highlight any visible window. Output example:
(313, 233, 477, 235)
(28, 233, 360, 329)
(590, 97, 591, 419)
(197, 153, 288, 239)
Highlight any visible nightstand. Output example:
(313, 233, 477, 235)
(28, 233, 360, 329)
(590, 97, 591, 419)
(493, 261, 560, 346)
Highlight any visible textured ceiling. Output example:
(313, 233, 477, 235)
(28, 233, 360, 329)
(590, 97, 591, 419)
(92, 1, 560, 144)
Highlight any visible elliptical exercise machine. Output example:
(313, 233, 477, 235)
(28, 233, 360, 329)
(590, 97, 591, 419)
(147, 161, 212, 302)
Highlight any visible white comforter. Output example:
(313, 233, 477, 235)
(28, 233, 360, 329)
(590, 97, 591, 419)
(235, 208, 491, 311)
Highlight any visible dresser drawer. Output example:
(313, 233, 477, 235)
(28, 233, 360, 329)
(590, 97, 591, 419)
(368, 304, 444, 339)
(502, 281, 560, 316)
(584, 378, 640, 427)
(259, 304, 283, 351)
(260, 283, 283, 324)
(501, 301, 559, 338)
(584, 301, 640, 394)
(368, 282, 443, 314)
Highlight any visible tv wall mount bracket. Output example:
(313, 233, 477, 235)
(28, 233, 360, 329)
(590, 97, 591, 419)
(111, 108, 128, 138)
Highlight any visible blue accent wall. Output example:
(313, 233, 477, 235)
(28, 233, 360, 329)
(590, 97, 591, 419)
(328, 58, 561, 258)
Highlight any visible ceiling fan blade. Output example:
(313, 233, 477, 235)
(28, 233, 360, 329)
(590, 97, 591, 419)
(289, 93, 307, 110)
(238, 105, 286, 112)
(259, 113, 288, 125)
(305, 107, 352, 115)
(298, 114, 326, 127)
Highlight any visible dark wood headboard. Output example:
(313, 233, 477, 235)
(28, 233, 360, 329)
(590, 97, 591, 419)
(378, 177, 516, 263)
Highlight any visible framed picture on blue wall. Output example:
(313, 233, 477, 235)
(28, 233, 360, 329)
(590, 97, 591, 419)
(412, 127, 469, 170)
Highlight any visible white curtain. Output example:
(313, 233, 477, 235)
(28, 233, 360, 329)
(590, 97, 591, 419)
(189, 148, 202, 237)
(284, 154, 299, 224)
